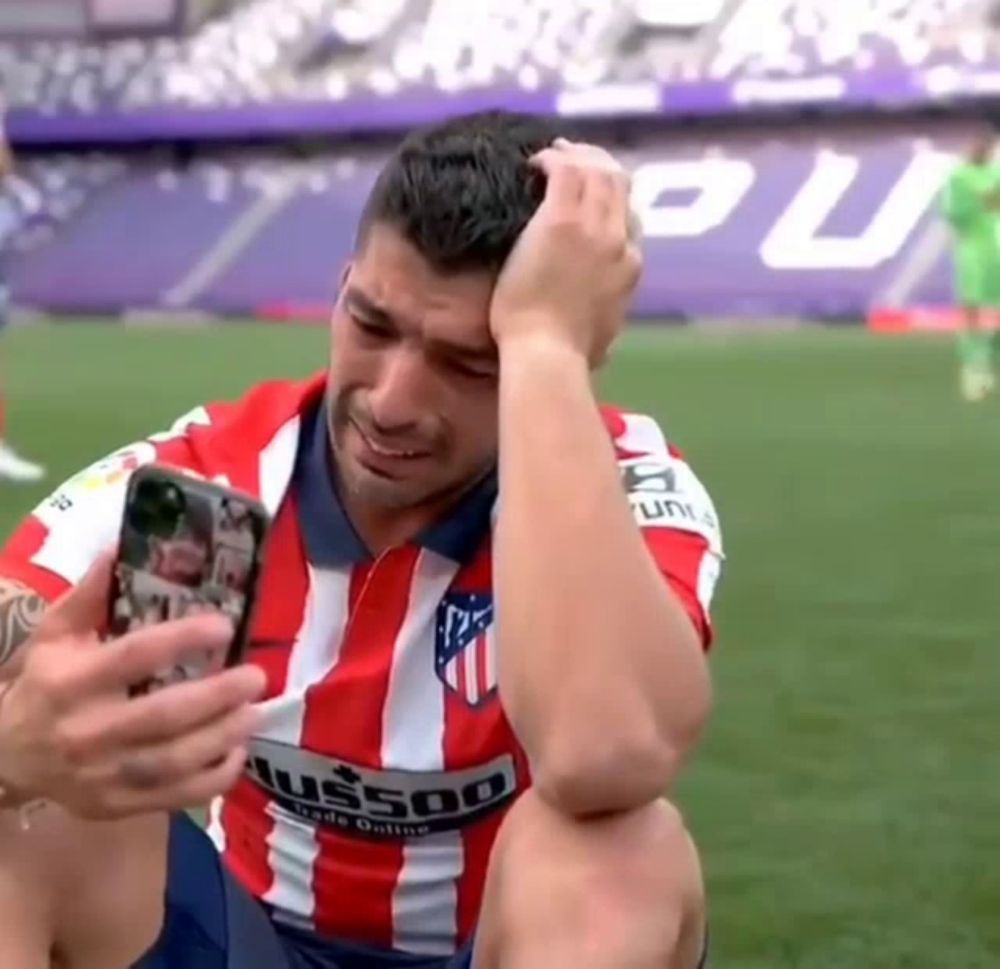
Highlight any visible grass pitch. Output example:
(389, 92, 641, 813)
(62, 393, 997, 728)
(1, 321, 997, 968)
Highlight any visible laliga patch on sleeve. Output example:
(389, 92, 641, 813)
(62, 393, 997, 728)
(620, 456, 722, 554)
(34, 442, 157, 526)
(28, 442, 158, 585)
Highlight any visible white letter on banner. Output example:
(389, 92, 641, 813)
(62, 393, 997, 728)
(632, 159, 756, 238)
(759, 149, 955, 270)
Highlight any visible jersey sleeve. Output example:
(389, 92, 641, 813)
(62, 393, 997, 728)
(0, 407, 215, 603)
(609, 409, 724, 650)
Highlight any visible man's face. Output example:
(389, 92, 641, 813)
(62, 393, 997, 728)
(327, 223, 500, 511)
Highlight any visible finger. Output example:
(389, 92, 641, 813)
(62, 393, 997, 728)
(604, 169, 632, 241)
(627, 207, 643, 247)
(550, 138, 621, 174)
(37, 550, 116, 641)
(77, 613, 235, 695)
(623, 241, 644, 294)
(165, 742, 250, 807)
(529, 150, 584, 216)
(535, 143, 631, 235)
(116, 703, 258, 789)
(114, 743, 249, 816)
(581, 167, 617, 235)
(62, 663, 266, 757)
(562, 144, 630, 235)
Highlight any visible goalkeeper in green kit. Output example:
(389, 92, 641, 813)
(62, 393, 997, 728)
(941, 133, 1000, 401)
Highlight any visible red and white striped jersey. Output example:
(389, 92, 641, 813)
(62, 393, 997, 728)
(0, 373, 723, 957)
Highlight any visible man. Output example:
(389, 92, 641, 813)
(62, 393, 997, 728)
(0, 100, 45, 483)
(941, 131, 1000, 402)
(0, 112, 722, 968)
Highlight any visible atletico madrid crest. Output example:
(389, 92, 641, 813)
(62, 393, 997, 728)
(435, 592, 497, 707)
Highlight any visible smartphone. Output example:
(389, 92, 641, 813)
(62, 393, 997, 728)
(108, 465, 271, 694)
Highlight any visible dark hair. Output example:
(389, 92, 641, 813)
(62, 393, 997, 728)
(357, 110, 563, 273)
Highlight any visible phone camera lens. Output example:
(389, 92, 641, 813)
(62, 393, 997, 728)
(130, 478, 186, 539)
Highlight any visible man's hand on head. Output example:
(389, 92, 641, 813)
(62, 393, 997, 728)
(487, 141, 711, 813)
(489, 138, 642, 369)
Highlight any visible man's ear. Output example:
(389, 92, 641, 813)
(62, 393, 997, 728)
(337, 261, 353, 292)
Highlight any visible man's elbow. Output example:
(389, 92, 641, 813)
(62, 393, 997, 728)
(530, 703, 709, 817)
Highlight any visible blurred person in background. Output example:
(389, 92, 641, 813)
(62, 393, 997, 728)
(0, 112, 721, 969)
(941, 130, 1000, 402)
(0, 101, 45, 483)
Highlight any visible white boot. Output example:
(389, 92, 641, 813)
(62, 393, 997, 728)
(0, 442, 46, 482)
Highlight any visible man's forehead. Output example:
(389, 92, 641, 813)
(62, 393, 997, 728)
(348, 231, 495, 347)
(353, 229, 492, 294)
(345, 283, 497, 362)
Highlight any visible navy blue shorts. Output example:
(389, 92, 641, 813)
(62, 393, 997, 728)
(133, 814, 474, 969)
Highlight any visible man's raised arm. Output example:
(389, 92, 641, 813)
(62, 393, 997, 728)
(490, 141, 714, 817)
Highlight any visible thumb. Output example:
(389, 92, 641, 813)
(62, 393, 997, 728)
(36, 549, 116, 642)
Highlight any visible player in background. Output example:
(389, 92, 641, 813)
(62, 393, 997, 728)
(941, 132, 1000, 402)
(0, 103, 46, 483)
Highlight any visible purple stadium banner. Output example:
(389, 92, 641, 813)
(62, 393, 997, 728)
(8, 121, 972, 320)
(6, 63, 1000, 146)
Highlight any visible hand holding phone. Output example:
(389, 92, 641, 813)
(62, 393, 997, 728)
(0, 553, 267, 819)
(0, 467, 272, 819)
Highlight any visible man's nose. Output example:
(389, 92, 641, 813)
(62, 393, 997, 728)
(367, 347, 432, 432)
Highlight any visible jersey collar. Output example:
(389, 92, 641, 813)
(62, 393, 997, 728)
(294, 401, 496, 567)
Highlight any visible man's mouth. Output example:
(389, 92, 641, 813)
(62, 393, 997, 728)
(350, 420, 431, 460)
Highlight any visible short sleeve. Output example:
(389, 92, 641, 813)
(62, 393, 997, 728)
(609, 409, 724, 649)
(0, 442, 158, 601)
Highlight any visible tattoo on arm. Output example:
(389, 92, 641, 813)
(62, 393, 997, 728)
(0, 581, 46, 670)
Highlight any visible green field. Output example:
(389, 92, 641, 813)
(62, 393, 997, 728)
(1, 322, 998, 968)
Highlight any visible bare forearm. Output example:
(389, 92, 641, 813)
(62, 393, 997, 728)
(495, 336, 710, 813)
(0, 580, 46, 681)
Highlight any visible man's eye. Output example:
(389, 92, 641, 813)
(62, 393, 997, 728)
(353, 316, 390, 340)
(446, 358, 495, 381)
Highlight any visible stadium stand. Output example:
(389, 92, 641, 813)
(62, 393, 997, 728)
(2, 122, 971, 319)
(707, 0, 998, 79)
(8, 156, 304, 311)
(0, 0, 404, 112)
(1, 0, 996, 113)
(0, 154, 123, 255)
(0, 0, 994, 323)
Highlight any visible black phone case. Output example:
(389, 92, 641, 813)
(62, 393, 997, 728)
(108, 464, 270, 694)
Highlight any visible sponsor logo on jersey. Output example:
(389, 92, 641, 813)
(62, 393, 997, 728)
(621, 457, 721, 550)
(246, 739, 518, 838)
(435, 592, 497, 708)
